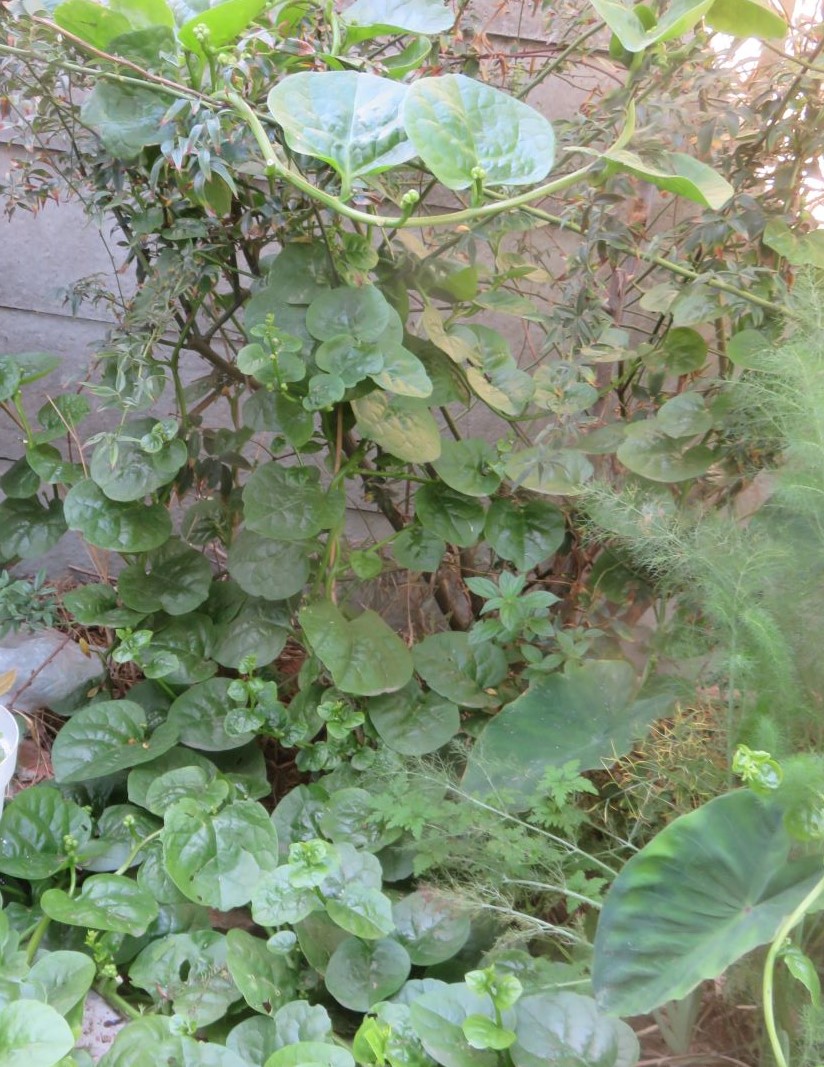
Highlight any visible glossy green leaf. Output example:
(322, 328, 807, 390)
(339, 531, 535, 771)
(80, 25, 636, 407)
(42, 874, 159, 935)
(85, 803, 162, 872)
(372, 345, 433, 398)
(51, 700, 179, 783)
(320, 789, 400, 853)
(0, 786, 92, 880)
(646, 327, 708, 373)
(228, 1006, 334, 1066)
(144, 767, 229, 818)
(433, 439, 501, 497)
(163, 798, 279, 909)
(325, 937, 411, 1011)
(228, 529, 311, 600)
(617, 423, 714, 482)
(243, 391, 315, 447)
(0, 357, 22, 402)
(0, 498, 66, 561)
(35, 394, 91, 443)
(307, 286, 392, 343)
(62, 583, 145, 628)
(504, 448, 593, 496)
(326, 884, 396, 940)
(243, 463, 343, 542)
(168, 678, 256, 750)
(463, 661, 674, 807)
(511, 993, 639, 1067)
(179, 0, 267, 51)
(605, 148, 733, 209)
(129, 930, 241, 1026)
(81, 83, 173, 159)
(656, 392, 713, 438)
(727, 328, 766, 369)
(763, 219, 824, 266)
(118, 538, 212, 615)
(588, 0, 713, 52)
(353, 393, 442, 463)
(344, 0, 454, 40)
(392, 890, 471, 965)
(484, 497, 566, 570)
(392, 525, 445, 572)
(368, 681, 460, 755)
(413, 632, 506, 709)
(592, 791, 824, 1015)
(268, 73, 414, 196)
(415, 484, 485, 547)
(315, 337, 383, 387)
(0, 457, 40, 498)
(706, 0, 787, 38)
(90, 427, 186, 502)
(409, 984, 498, 1067)
(54, 0, 131, 47)
(64, 480, 172, 552)
(0, 1000, 74, 1067)
(463, 1017, 516, 1051)
(226, 929, 298, 1014)
(210, 594, 289, 670)
(23, 951, 96, 1017)
(300, 601, 413, 696)
(99, 1015, 249, 1067)
(265, 1043, 355, 1067)
(403, 75, 554, 190)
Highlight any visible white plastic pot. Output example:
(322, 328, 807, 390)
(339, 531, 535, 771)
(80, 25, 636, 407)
(0, 705, 19, 818)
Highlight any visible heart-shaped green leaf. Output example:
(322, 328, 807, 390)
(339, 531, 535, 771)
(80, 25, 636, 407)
(163, 798, 279, 910)
(504, 448, 593, 496)
(511, 992, 638, 1067)
(413, 632, 506, 709)
(0, 1000, 74, 1067)
(343, 0, 454, 41)
(325, 937, 411, 1011)
(353, 392, 442, 463)
(392, 890, 471, 965)
(706, 0, 787, 38)
(403, 75, 554, 190)
(243, 464, 344, 542)
(604, 148, 733, 209)
(42, 874, 159, 935)
(0, 498, 66, 561)
(178, 0, 267, 51)
(228, 529, 312, 601)
(588, 0, 713, 52)
(300, 601, 413, 696)
(592, 791, 824, 1016)
(484, 497, 566, 570)
(0, 786, 93, 880)
(268, 72, 415, 196)
(226, 928, 298, 1015)
(415, 484, 485, 547)
(368, 681, 460, 755)
(118, 538, 212, 615)
(52, 700, 179, 783)
(168, 678, 256, 750)
(23, 951, 96, 1017)
(81, 82, 174, 159)
(64, 479, 171, 552)
(617, 422, 714, 482)
(433, 439, 501, 497)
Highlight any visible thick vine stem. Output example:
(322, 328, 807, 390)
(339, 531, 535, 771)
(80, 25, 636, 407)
(762, 868, 824, 1067)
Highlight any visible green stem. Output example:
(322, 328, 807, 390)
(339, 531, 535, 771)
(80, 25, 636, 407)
(762, 870, 824, 1067)
(25, 915, 51, 964)
(114, 828, 164, 877)
(95, 980, 145, 1021)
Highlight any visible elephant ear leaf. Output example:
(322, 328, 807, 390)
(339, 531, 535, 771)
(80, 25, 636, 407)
(592, 790, 824, 1016)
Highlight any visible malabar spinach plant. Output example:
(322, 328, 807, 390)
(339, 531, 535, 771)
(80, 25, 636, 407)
(0, 0, 813, 1063)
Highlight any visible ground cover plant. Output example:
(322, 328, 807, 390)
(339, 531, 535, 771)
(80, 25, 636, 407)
(1, 0, 824, 1064)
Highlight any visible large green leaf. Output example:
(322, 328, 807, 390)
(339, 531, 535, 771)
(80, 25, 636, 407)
(163, 798, 279, 910)
(392, 890, 470, 965)
(763, 219, 824, 267)
(592, 791, 824, 1016)
(64, 480, 172, 552)
(706, 0, 787, 38)
(372, 344, 433, 399)
(325, 937, 411, 1011)
(300, 601, 413, 696)
(51, 700, 179, 783)
(178, 0, 266, 49)
(306, 286, 392, 343)
(403, 75, 554, 190)
(118, 538, 212, 615)
(243, 464, 343, 542)
(368, 681, 460, 755)
(352, 393, 442, 463)
(604, 149, 733, 210)
(617, 423, 714, 482)
(484, 497, 566, 570)
(433, 439, 501, 497)
(81, 83, 173, 159)
(268, 72, 415, 196)
(129, 930, 241, 1026)
(343, 0, 454, 40)
(90, 427, 187, 502)
(209, 592, 289, 670)
(504, 448, 593, 496)
(0, 786, 92, 880)
(0, 1001, 74, 1067)
(511, 993, 638, 1067)
(54, 0, 131, 48)
(226, 929, 298, 1015)
(99, 1015, 249, 1067)
(462, 661, 674, 808)
(588, 0, 713, 52)
(23, 951, 96, 1017)
(409, 984, 498, 1067)
(41, 874, 159, 935)
(228, 529, 312, 600)
(265, 1043, 355, 1067)
(415, 484, 485, 547)
(413, 632, 506, 709)
(168, 678, 256, 750)
(0, 498, 66, 561)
